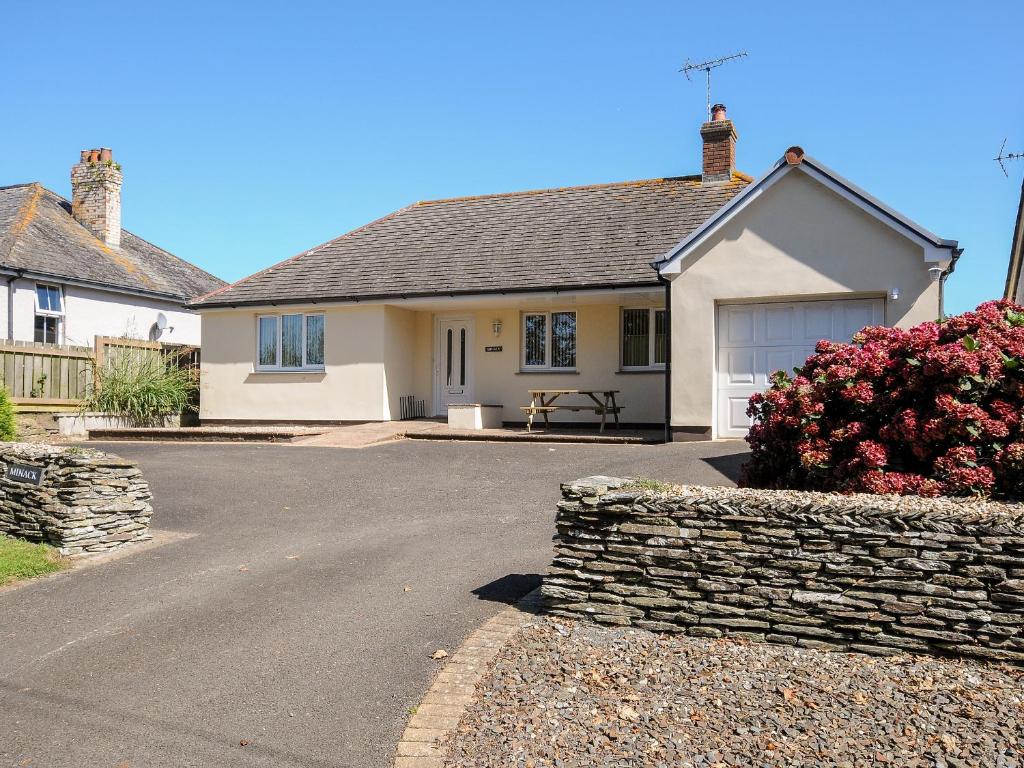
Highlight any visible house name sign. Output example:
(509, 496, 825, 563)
(5, 463, 44, 486)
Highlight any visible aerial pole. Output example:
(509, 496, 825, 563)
(681, 51, 748, 120)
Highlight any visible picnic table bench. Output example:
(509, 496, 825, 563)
(520, 389, 622, 433)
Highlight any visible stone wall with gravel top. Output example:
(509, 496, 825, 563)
(543, 476, 1024, 665)
(0, 442, 153, 554)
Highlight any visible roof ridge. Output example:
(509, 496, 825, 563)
(0, 182, 44, 193)
(0, 183, 44, 265)
(191, 204, 419, 306)
(413, 175, 704, 207)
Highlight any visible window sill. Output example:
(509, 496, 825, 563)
(515, 369, 579, 375)
(251, 368, 325, 375)
(616, 368, 666, 375)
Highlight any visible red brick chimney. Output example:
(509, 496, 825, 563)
(700, 104, 737, 183)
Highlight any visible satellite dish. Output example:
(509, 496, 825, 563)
(155, 313, 168, 330)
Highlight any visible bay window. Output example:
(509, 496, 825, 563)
(621, 308, 666, 370)
(256, 313, 325, 370)
(522, 310, 576, 370)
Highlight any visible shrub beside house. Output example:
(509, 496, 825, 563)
(742, 300, 1024, 499)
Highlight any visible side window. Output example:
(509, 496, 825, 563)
(34, 284, 64, 344)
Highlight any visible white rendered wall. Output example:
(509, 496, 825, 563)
(6, 278, 201, 346)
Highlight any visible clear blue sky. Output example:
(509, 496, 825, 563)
(4, 1, 1022, 314)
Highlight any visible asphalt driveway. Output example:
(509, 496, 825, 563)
(0, 438, 747, 768)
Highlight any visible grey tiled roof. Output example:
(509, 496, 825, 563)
(193, 173, 751, 308)
(0, 183, 224, 302)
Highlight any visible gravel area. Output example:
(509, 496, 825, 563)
(443, 617, 1023, 767)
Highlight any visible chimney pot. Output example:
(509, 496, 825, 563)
(71, 148, 122, 248)
(711, 103, 727, 121)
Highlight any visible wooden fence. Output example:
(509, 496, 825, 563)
(0, 337, 199, 408)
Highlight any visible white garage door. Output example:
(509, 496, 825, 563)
(716, 298, 884, 438)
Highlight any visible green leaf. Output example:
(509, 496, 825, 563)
(906, 357, 921, 367)
(962, 335, 980, 352)
(1007, 309, 1024, 327)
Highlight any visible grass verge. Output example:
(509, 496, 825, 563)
(0, 535, 67, 587)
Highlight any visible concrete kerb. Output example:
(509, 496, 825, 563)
(393, 588, 542, 768)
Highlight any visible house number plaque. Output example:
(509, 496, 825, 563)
(484, 346, 503, 352)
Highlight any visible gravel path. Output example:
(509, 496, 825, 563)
(443, 617, 1023, 767)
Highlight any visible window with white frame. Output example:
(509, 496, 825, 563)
(34, 284, 63, 344)
(256, 313, 325, 370)
(521, 310, 576, 370)
(621, 308, 667, 369)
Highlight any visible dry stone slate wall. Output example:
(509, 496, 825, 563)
(543, 476, 1024, 665)
(0, 442, 153, 554)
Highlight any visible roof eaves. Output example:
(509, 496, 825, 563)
(190, 279, 664, 310)
(3, 266, 190, 303)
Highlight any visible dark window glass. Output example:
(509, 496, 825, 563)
(524, 314, 546, 367)
(446, 329, 453, 385)
(258, 316, 278, 366)
(460, 328, 466, 385)
(654, 310, 667, 365)
(281, 314, 303, 367)
(34, 315, 59, 344)
(305, 315, 324, 366)
(550, 312, 576, 368)
(622, 309, 650, 367)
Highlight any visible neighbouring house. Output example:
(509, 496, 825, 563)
(1003, 178, 1024, 303)
(192, 106, 959, 439)
(0, 149, 224, 349)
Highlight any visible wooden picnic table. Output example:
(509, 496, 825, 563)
(521, 389, 622, 433)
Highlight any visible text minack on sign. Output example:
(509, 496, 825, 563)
(5, 463, 44, 486)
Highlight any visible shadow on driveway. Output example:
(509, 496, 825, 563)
(700, 451, 747, 484)
(472, 573, 542, 605)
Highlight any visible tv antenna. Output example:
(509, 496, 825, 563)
(681, 51, 748, 120)
(996, 137, 1024, 177)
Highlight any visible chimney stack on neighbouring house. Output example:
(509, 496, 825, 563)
(71, 148, 122, 248)
(700, 104, 737, 183)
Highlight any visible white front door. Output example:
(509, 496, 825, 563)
(436, 318, 474, 415)
(716, 298, 884, 438)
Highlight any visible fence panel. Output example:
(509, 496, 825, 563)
(0, 341, 94, 405)
(0, 338, 203, 408)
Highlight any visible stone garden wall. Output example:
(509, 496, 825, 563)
(543, 476, 1024, 665)
(0, 442, 153, 554)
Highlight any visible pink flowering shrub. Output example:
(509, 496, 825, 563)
(740, 300, 1024, 498)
